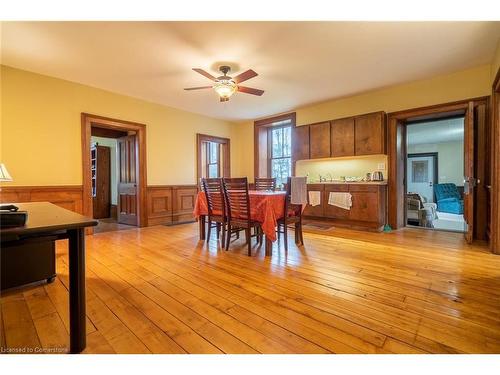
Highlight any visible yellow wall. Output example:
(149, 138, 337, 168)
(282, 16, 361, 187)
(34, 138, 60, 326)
(0, 65, 235, 186)
(232, 64, 492, 180)
(1, 63, 495, 187)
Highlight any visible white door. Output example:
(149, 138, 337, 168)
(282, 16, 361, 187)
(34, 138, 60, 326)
(407, 155, 436, 203)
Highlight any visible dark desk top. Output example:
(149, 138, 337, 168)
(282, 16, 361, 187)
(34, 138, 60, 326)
(1, 202, 97, 239)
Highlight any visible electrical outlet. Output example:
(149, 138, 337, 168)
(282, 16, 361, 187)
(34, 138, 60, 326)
(377, 163, 385, 170)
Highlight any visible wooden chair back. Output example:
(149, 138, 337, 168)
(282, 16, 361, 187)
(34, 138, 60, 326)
(201, 178, 225, 217)
(222, 178, 251, 221)
(254, 177, 276, 191)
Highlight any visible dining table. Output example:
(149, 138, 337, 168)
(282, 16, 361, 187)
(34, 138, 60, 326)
(193, 190, 286, 256)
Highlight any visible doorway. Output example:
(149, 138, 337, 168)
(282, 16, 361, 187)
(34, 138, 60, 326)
(405, 117, 466, 232)
(81, 113, 147, 231)
(388, 98, 489, 244)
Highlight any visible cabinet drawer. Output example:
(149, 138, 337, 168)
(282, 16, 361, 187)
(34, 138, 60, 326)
(325, 184, 349, 192)
(348, 184, 380, 193)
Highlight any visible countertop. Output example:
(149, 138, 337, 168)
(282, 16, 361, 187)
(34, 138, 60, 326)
(307, 180, 387, 185)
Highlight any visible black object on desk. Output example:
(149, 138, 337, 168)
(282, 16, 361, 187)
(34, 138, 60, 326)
(0, 202, 98, 353)
(0, 204, 28, 227)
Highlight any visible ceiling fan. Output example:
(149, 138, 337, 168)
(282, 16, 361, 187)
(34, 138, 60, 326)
(184, 65, 264, 102)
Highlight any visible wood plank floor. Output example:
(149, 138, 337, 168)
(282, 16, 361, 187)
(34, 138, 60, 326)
(2, 223, 500, 354)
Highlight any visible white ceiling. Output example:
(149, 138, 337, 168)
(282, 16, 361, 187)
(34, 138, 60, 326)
(1, 22, 499, 121)
(407, 117, 464, 145)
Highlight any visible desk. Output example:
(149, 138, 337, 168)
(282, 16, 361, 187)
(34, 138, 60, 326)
(194, 190, 286, 256)
(0, 202, 97, 353)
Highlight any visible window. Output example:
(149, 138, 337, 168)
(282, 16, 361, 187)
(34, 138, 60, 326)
(207, 141, 220, 178)
(196, 134, 230, 181)
(254, 113, 296, 187)
(268, 123, 292, 187)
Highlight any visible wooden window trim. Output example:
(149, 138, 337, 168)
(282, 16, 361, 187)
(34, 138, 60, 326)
(196, 134, 230, 181)
(254, 112, 296, 179)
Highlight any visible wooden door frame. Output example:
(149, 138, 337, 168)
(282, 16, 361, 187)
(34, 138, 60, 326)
(387, 96, 489, 232)
(196, 134, 231, 181)
(81, 113, 147, 227)
(491, 69, 500, 254)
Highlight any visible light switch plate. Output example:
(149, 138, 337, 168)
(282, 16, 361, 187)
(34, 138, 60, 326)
(377, 163, 385, 170)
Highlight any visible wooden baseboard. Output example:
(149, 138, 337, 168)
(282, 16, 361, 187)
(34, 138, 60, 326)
(110, 204, 118, 219)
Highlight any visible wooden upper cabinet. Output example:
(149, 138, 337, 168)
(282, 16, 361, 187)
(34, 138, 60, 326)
(292, 125, 310, 161)
(354, 112, 386, 155)
(309, 122, 331, 159)
(331, 117, 355, 157)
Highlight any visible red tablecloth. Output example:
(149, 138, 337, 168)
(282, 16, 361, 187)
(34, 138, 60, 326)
(193, 190, 286, 242)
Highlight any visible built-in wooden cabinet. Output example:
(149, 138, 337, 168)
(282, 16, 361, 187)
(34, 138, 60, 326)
(323, 184, 350, 219)
(309, 122, 331, 159)
(292, 111, 386, 162)
(303, 184, 325, 217)
(354, 112, 386, 155)
(292, 125, 310, 161)
(331, 117, 355, 157)
(348, 185, 384, 223)
(303, 183, 386, 231)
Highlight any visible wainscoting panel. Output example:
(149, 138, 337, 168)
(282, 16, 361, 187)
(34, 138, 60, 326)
(1, 184, 198, 227)
(0, 186, 84, 213)
(146, 185, 198, 226)
(172, 185, 199, 224)
(146, 186, 173, 226)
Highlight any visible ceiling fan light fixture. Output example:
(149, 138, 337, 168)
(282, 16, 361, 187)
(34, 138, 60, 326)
(213, 79, 237, 100)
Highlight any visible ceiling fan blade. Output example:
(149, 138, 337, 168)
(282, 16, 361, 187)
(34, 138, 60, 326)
(192, 68, 216, 81)
(237, 86, 264, 96)
(184, 86, 212, 91)
(233, 69, 258, 84)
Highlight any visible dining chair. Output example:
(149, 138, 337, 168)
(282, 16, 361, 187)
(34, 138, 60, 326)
(222, 177, 263, 256)
(254, 177, 276, 191)
(201, 178, 227, 245)
(277, 177, 304, 251)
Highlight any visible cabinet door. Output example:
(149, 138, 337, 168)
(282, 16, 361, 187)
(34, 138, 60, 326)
(309, 122, 331, 159)
(303, 184, 324, 217)
(324, 184, 350, 219)
(355, 112, 385, 155)
(292, 125, 310, 161)
(349, 186, 380, 222)
(331, 118, 355, 157)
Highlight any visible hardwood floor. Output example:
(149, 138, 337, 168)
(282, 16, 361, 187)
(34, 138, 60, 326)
(2, 223, 500, 354)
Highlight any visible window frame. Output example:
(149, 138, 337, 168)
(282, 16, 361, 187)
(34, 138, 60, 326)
(196, 134, 230, 181)
(206, 141, 221, 178)
(267, 123, 292, 185)
(254, 112, 296, 180)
